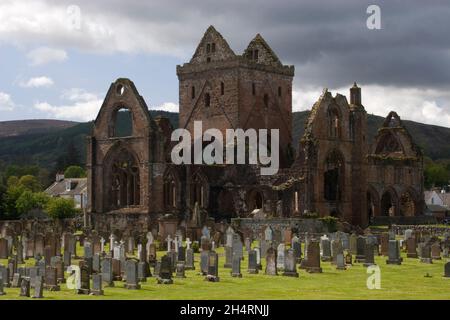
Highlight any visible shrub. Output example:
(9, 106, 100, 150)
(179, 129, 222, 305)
(319, 216, 339, 233)
(45, 197, 78, 219)
(64, 166, 86, 179)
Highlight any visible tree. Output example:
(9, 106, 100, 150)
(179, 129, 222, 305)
(45, 197, 78, 219)
(3, 184, 26, 219)
(7, 176, 19, 187)
(64, 165, 86, 178)
(424, 163, 450, 189)
(16, 191, 50, 215)
(18, 175, 42, 192)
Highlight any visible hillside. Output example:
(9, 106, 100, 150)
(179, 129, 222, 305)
(0, 119, 78, 137)
(0, 110, 449, 169)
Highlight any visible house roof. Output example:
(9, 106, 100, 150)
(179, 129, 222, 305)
(45, 178, 87, 197)
(437, 193, 450, 207)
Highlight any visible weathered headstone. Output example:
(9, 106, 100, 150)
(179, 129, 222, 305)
(224, 246, 232, 268)
(320, 238, 332, 262)
(157, 255, 173, 284)
(363, 242, 376, 267)
(185, 248, 195, 270)
(380, 233, 389, 256)
(305, 239, 322, 273)
(44, 266, 60, 291)
(355, 236, 366, 263)
(0, 238, 9, 259)
(232, 234, 244, 261)
(265, 247, 278, 276)
(138, 261, 150, 282)
(248, 249, 258, 274)
(349, 234, 357, 255)
(91, 274, 104, 296)
(19, 277, 30, 297)
(431, 242, 441, 260)
(336, 253, 346, 270)
(205, 251, 219, 282)
(176, 262, 186, 278)
(444, 262, 450, 278)
(406, 237, 418, 258)
(33, 275, 44, 298)
(78, 265, 90, 294)
(386, 240, 402, 265)
(282, 249, 298, 277)
(276, 243, 285, 271)
(125, 260, 140, 289)
(231, 254, 242, 278)
(419, 243, 432, 264)
(101, 258, 114, 287)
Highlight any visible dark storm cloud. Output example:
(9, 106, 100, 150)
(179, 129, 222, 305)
(25, 0, 450, 88)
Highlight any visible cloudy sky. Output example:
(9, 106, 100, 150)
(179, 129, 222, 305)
(1, 0, 450, 127)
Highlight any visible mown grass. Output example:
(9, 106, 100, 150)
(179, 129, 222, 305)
(0, 243, 449, 300)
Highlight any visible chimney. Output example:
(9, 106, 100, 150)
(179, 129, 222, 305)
(56, 173, 65, 182)
(350, 82, 361, 106)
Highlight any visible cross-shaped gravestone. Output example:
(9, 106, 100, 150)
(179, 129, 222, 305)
(146, 232, 154, 245)
(186, 238, 192, 250)
(174, 237, 179, 253)
(109, 234, 115, 250)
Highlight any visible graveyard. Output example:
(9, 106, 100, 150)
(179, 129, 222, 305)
(0, 226, 449, 300)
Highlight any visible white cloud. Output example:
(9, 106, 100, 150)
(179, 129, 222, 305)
(26, 47, 68, 66)
(20, 76, 54, 88)
(150, 102, 179, 113)
(293, 84, 450, 128)
(34, 88, 102, 121)
(0, 92, 16, 111)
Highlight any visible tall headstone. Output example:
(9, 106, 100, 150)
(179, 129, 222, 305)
(305, 239, 322, 273)
(231, 254, 242, 278)
(406, 237, 418, 258)
(78, 265, 90, 294)
(282, 249, 299, 277)
(176, 262, 186, 278)
(124, 260, 140, 289)
(349, 234, 357, 255)
(91, 274, 104, 296)
(205, 251, 219, 282)
(185, 248, 195, 270)
(157, 255, 173, 284)
(419, 243, 432, 264)
(33, 275, 44, 298)
(101, 258, 114, 287)
(355, 236, 366, 263)
(44, 266, 60, 291)
(386, 240, 402, 265)
(363, 242, 376, 267)
(380, 233, 389, 256)
(320, 238, 332, 262)
(248, 250, 258, 274)
(276, 244, 285, 271)
(431, 242, 441, 260)
(265, 247, 278, 276)
(444, 262, 450, 278)
(19, 277, 30, 297)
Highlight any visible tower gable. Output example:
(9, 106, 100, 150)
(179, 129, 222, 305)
(190, 25, 236, 64)
(243, 34, 282, 67)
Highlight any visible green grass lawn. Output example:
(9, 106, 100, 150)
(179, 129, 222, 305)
(1, 243, 449, 300)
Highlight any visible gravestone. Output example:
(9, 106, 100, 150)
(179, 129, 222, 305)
(63, 249, 71, 267)
(264, 226, 273, 241)
(185, 248, 195, 270)
(51, 256, 65, 283)
(284, 229, 292, 246)
(406, 237, 418, 258)
(205, 251, 219, 282)
(320, 238, 332, 262)
(386, 240, 402, 265)
(28, 267, 38, 288)
(91, 274, 104, 296)
(11, 273, 21, 288)
(282, 249, 298, 277)
(200, 251, 209, 275)
(178, 246, 186, 263)
(431, 242, 441, 260)
(363, 242, 376, 267)
(265, 247, 278, 276)
(78, 265, 90, 294)
(232, 234, 244, 261)
(345, 252, 352, 265)
(0, 276, 4, 295)
(231, 254, 242, 278)
(305, 239, 322, 273)
(224, 246, 232, 268)
(35, 235, 44, 257)
(226, 227, 234, 247)
(148, 244, 157, 267)
(380, 233, 389, 256)
(355, 236, 366, 263)
(138, 261, 150, 282)
(255, 247, 262, 270)
(245, 237, 251, 252)
(157, 255, 173, 284)
(101, 258, 114, 287)
(336, 253, 346, 270)
(419, 243, 433, 264)
(0, 238, 9, 259)
(44, 245, 52, 266)
(331, 239, 343, 265)
(44, 266, 60, 291)
(112, 259, 122, 280)
(349, 234, 357, 255)
(248, 250, 258, 274)
(19, 277, 30, 297)
(444, 262, 450, 278)
(176, 262, 186, 278)
(92, 253, 101, 274)
(154, 261, 161, 278)
(33, 275, 44, 298)
(276, 244, 285, 271)
(125, 260, 140, 289)
(292, 238, 302, 263)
